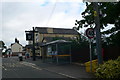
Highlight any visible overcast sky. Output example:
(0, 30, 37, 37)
(1, 0, 87, 47)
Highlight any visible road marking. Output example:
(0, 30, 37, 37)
(42, 68, 76, 79)
(20, 62, 36, 66)
(58, 73, 76, 79)
(2, 63, 23, 68)
(2, 66, 7, 71)
(31, 66, 42, 70)
(20, 62, 42, 71)
(20, 61, 76, 79)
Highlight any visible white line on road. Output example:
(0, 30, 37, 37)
(31, 66, 42, 70)
(20, 62, 36, 66)
(58, 72, 76, 79)
(42, 68, 76, 79)
(20, 61, 76, 79)
(2, 66, 7, 71)
(20, 62, 42, 71)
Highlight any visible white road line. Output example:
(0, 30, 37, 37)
(31, 66, 42, 70)
(58, 73, 76, 78)
(20, 62, 36, 66)
(2, 66, 7, 71)
(20, 61, 76, 79)
(43, 68, 76, 79)
(20, 62, 42, 71)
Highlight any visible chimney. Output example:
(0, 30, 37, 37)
(15, 38, 19, 44)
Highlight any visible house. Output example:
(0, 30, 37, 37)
(26, 27, 80, 57)
(0, 41, 5, 49)
(11, 38, 23, 56)
(0, 41, 5, 57)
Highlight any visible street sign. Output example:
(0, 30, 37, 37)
(85, 28, 94, 72)
(86, 28, 94, 39)
(26, 33, 33, 40)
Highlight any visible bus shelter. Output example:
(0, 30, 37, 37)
(41, 40, 72, 64)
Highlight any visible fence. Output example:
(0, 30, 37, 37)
(71, 46, 120, 63)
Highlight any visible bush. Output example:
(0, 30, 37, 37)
(95, 56, 120, 78)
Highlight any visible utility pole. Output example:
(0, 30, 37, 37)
(93, 2, 103, 64)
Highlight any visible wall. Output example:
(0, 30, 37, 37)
(0, 41, 3, 49)
(11, 43, 23, 52)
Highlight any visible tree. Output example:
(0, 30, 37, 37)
(75, 2, 120, 46)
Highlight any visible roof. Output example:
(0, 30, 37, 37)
(42, 40, 71, 46)
(11, 42, 23, 47)
(25, 44, 33, 49)
(36, 42, 46, 47)
(35, 27, 79, 35)
(0, 41, 4, 43)
(42, 37, 72, 42)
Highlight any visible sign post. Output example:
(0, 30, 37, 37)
(25, 27, 38, 61)
(86, 28, 94, 72)
(89, 39, 92, 72)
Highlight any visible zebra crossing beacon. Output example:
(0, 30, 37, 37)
(85, 28, 94, 72)
(41, 40, 72, 64)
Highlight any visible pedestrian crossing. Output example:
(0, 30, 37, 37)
(2, 61, 42, 71)
(2, 63, 23, 68)
(20, 62, 36, 66)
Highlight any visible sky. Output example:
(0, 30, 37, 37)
(1, 0, 87, 47)
(0, 0, 115, 47)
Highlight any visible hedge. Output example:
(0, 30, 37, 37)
(95, 56, 120, 78)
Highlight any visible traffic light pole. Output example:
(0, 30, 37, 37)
(93, 2, 103, 64)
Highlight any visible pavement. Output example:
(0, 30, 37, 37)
(24, 57, 96, 79)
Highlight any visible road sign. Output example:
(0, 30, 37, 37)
(26, 33, 33, 40)
(86, 28, 94, 39)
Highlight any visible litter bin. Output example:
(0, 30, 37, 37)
(85, 59, 98, 72)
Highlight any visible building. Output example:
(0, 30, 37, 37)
(11, 38, 23, 56)
(0, 41, 5, 49)
(26, 27, 80, 57)
(0, 41, 5, 56)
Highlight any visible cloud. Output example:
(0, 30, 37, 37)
(2, 1, 86, 47)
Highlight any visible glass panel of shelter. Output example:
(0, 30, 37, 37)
(46, 43, 71, 64)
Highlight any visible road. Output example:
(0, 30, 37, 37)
(2, 57, 76, 80)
